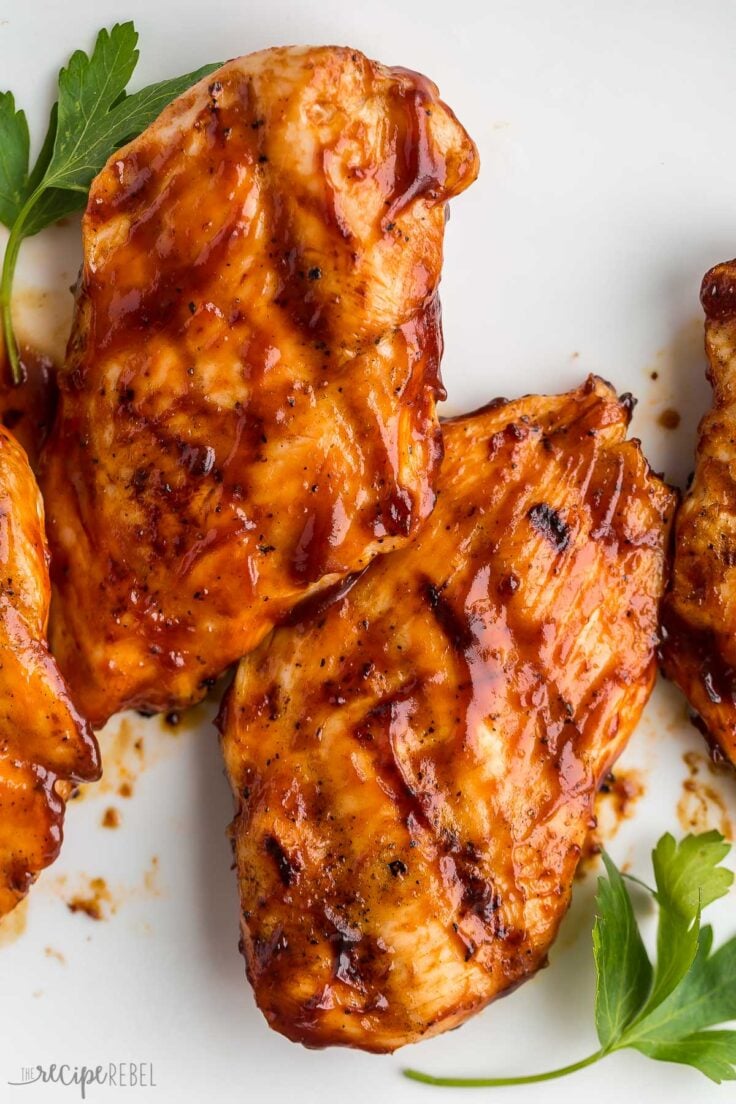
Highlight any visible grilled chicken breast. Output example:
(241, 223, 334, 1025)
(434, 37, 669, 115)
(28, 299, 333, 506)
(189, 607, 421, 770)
(219, 377, 675, 1052)
(662, 260, 736, 763)
(0, 427, 99, 919)
(40, 45, 478, 728)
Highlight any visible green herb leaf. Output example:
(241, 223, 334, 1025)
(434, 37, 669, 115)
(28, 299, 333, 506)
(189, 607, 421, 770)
(0, 92, 30, 228)
(20, 188, 87, 240)
(639, 832, 734, 1017)
(44, 24, 218, 195)
(403, 832, 736, 1089)
(0, 22, 221, 382)
(621, 926, 736, 1045)
(630, 1030, 736, 1084)
(653, 831, 733, 915)
(45, 22, 140, 194)
(593, 850, 652, 1047)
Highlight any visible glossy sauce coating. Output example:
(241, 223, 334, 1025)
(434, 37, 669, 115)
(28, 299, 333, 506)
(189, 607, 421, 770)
(662, 259, 736, 764)
(219, 377, 675, 1052)
(0, 427, 99, 919)
(39, 45, 478, 727)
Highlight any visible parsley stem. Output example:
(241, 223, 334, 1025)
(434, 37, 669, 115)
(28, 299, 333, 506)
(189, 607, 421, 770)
(0, 185, 42, 386)
(403, 1049, 606, 1087)
(1, 226, 23, 386)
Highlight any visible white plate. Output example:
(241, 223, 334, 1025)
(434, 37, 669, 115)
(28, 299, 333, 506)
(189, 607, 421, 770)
(1, 1, 735, 1101)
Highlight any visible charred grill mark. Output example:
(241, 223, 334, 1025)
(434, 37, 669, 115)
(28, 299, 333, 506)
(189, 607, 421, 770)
(264, 834, 301, 886)
(104, 400, 272, 570)
(527, 502, 570, 551)
(280, 569, 367, 628)
(423, 579, 474, 651)
(486, 420, 532, 461)
(452, 923, 477, 961)
(461, 872, 502, 926)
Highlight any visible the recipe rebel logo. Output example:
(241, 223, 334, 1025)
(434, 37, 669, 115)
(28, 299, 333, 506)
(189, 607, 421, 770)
(8, 1063, 157, 1098)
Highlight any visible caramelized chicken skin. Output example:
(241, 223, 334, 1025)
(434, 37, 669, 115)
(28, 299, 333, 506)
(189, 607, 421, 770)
(0, 427, 99, 919)
(40, 45, 479, 728)
(219, 378, 675, 1052)
(662, 259, 736, 763)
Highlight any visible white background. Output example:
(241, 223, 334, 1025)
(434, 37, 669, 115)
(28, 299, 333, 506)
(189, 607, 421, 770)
(1, 1, 735, 1101)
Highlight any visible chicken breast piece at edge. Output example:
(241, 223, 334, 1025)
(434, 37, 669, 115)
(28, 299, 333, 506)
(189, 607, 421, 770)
(661, 259, 736, 765)
(0, 427, 99, 919)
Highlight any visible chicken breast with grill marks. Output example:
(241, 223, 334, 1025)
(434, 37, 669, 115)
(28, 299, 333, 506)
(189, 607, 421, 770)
(219, 377, 675, 1052)
(662, 259, 736, 764)
(0, 426, 99, 919)
(39, 45, 478, 728)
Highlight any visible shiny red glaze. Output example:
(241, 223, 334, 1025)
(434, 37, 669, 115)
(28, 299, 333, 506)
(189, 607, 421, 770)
(40, 45, 479, 726)
(220, 377, 675, 1051)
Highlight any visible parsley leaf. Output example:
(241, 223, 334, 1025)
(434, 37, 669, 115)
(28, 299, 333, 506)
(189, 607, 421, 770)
(621, 925, 736, 1043)
(593, 850, 653, 1047)
(630, 1029, 736, 1083)
(0, 22, 220, 383)
(653, 830, 733, 913)
(0, 92, 30, 227)
(640, 831, 732, 1016)
(404, 831, 736, 1089)
(46, 23, 140, 196)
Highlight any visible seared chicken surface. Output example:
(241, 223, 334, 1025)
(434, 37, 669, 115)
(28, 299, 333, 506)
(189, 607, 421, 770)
(662, 260, 736, 764)
(219, 378, 675, 1052)
(40, 45, 478, 728)
(0, 427, 99, 919)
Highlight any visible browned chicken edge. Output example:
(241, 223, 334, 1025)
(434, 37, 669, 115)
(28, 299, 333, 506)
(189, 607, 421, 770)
(660, 259, 736, 765)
